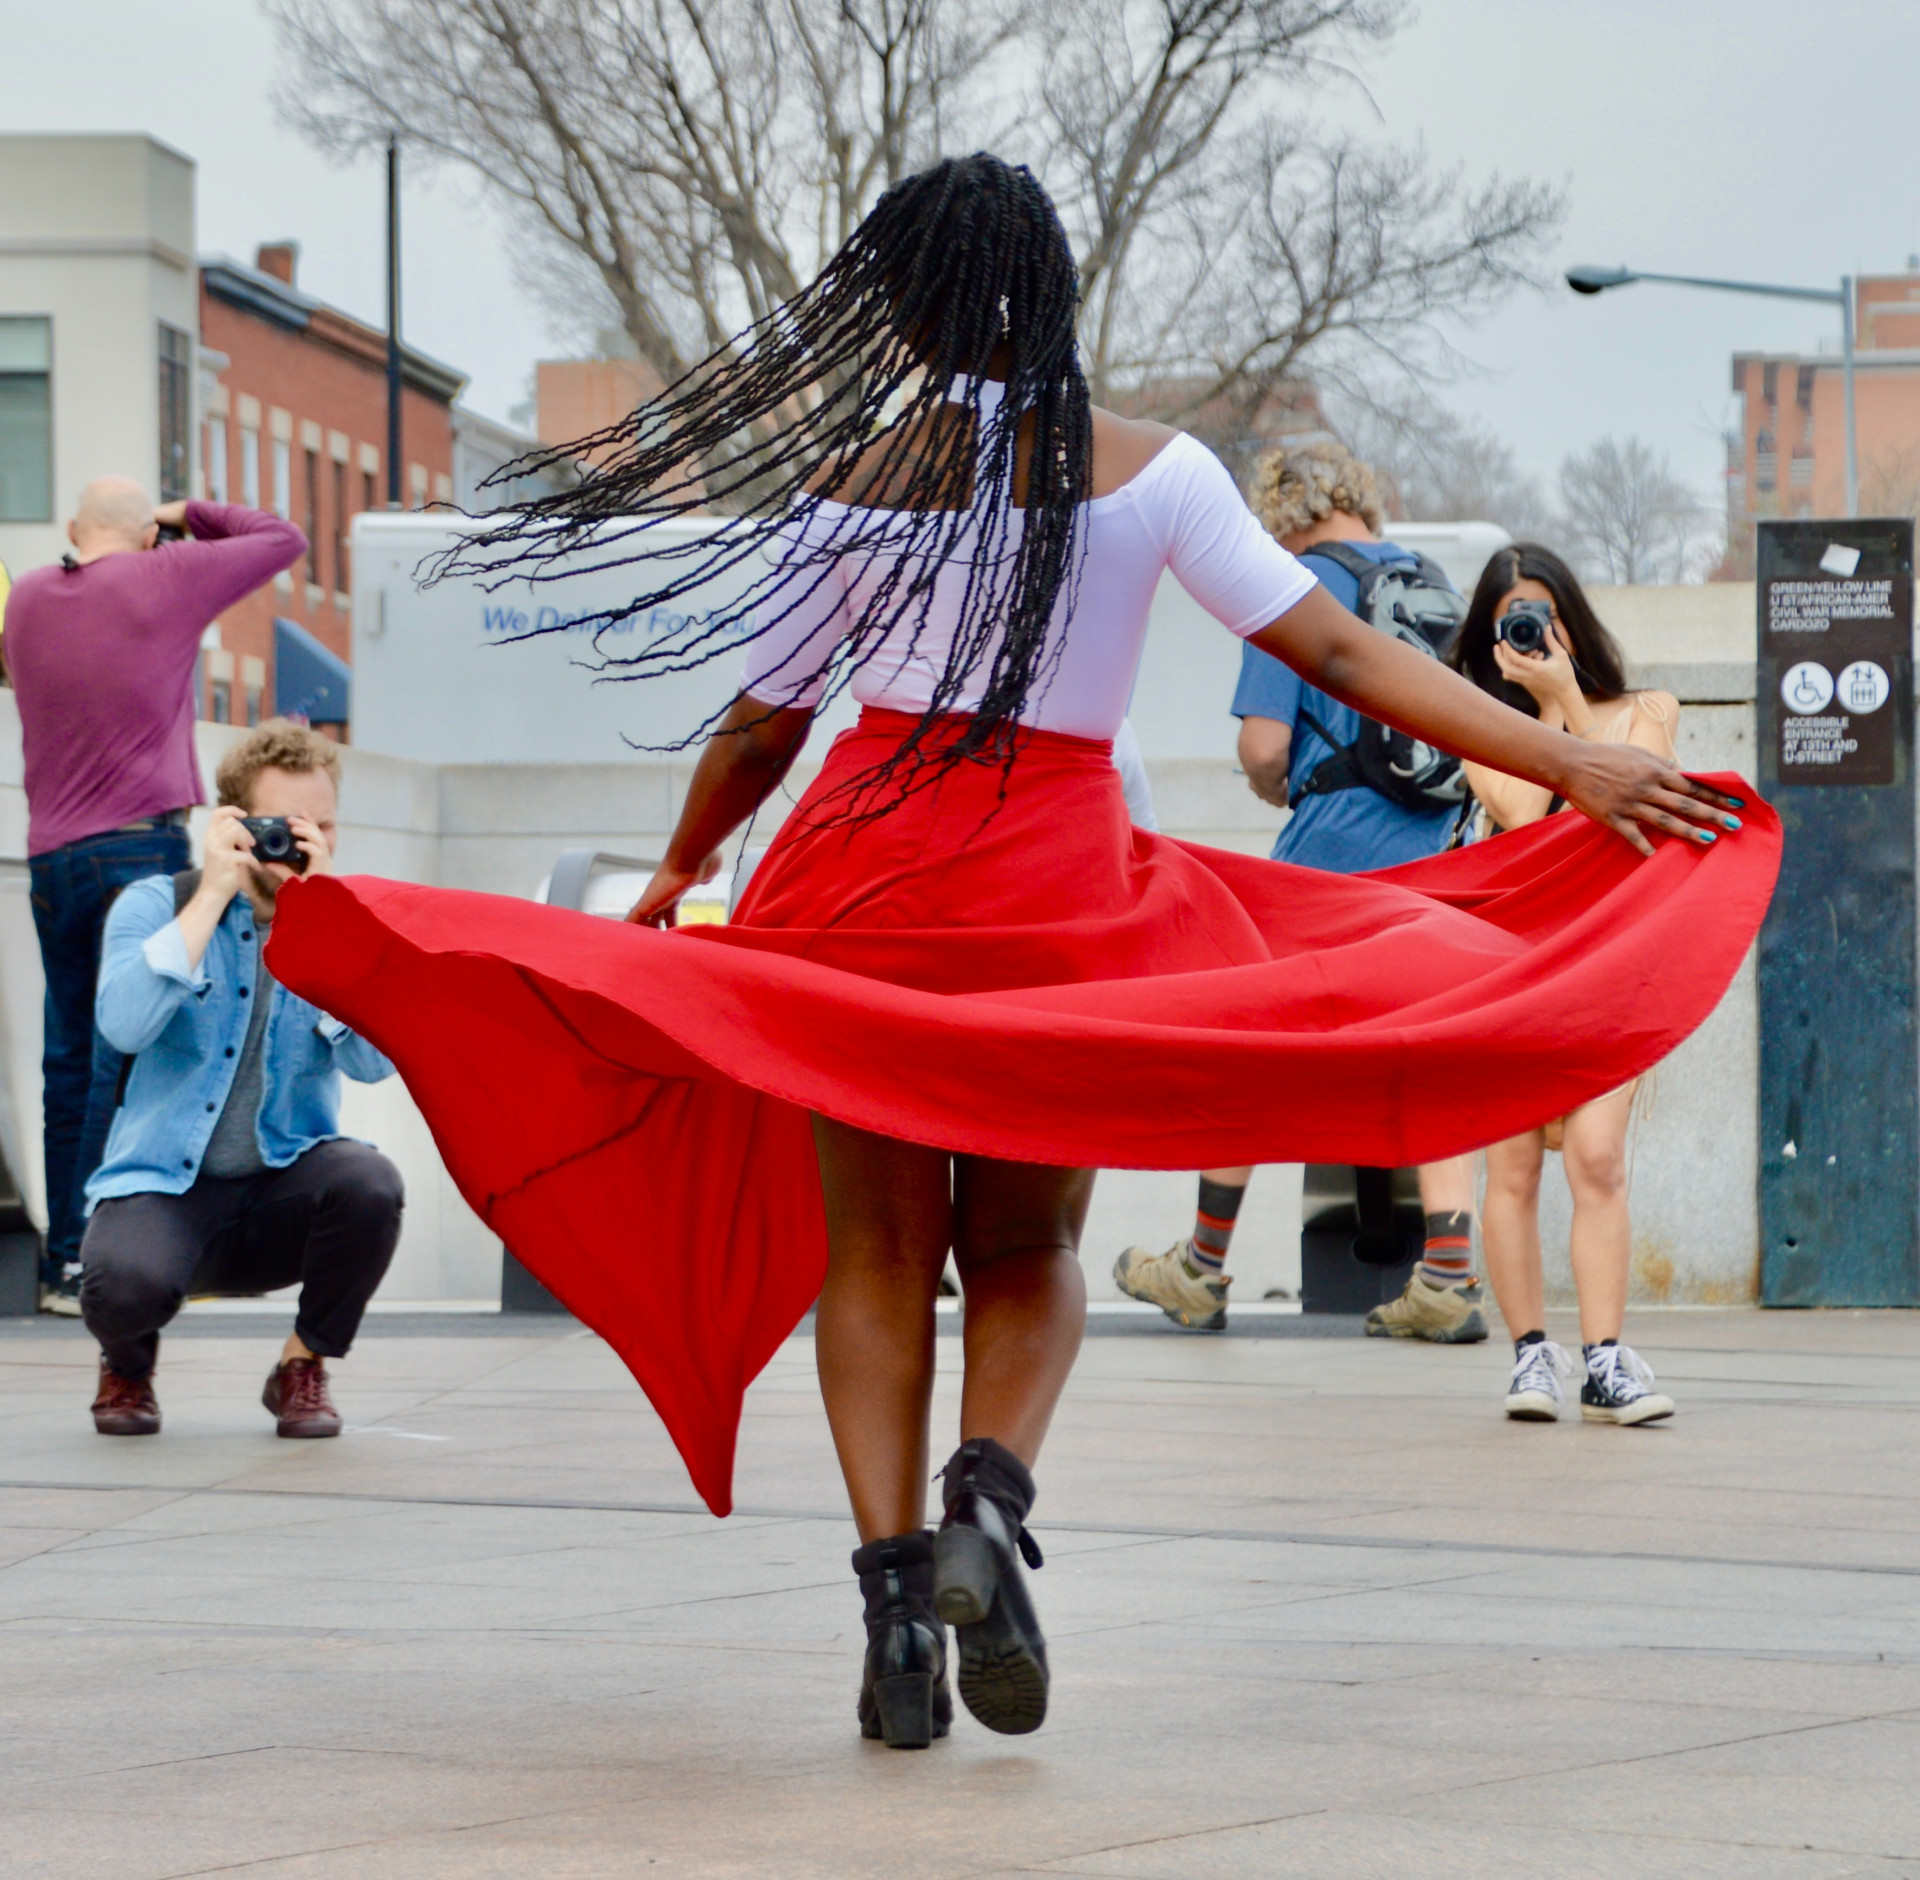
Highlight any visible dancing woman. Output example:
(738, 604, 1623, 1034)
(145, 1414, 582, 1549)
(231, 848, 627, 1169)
(268, 155, 1773, 1750)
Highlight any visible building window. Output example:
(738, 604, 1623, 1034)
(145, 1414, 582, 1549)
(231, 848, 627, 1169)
(333, 457, 349, 594)
(158, 323, 191, 502)
(0, 316, 53, 523)
(211, 678, 231, 724)
(1762, 361, 1778, 404)
(363, 468, 376, 517)
(1797, 365, 1816, 409)
(242, 428, 260, 507)
(245, 680, 262, 726)
(304, 447, 322, 588)
(272, 439, 291, 520)
(205, 418, 229, 503)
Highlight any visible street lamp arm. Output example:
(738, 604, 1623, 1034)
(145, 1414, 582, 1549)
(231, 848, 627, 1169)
(1622, 269, 1842, 308)
(1565, 263, 1841, 306)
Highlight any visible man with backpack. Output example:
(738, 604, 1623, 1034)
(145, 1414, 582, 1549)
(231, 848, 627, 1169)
(78, 720, 402, 1438)
(1114, 439, 1487, 1343)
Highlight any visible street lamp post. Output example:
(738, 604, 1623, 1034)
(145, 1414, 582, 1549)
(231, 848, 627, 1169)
(1566, 264, 1859, 519)
(386, 133, 403, 510)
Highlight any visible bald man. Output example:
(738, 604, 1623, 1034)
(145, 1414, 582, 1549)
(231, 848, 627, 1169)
(3, 480, 304, 1308)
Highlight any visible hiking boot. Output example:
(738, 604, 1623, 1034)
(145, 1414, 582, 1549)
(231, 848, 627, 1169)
(1112, 1240, 1229, 1330)
(1504, 1339, 1575, 1421)
(1581, 1344, 1675, 1426)
(92, 1360, 160, 1436)
(935, 1438, 1048, 1736)
(1365, 1271, 1489, 1343)
(853, 1530, 951, 1749)
(262, 1355, 343, 1438)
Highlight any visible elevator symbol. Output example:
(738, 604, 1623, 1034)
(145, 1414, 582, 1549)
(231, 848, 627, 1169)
(1782, 662, 1834, 714)
(1838, 660, 1890, 713)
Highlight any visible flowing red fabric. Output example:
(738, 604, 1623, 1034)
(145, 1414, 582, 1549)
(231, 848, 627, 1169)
(268, 708, 1779, 1514)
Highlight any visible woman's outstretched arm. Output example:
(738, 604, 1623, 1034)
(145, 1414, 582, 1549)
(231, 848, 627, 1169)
(627, 693, 816, 924)
(1246, 588, 1742, 858)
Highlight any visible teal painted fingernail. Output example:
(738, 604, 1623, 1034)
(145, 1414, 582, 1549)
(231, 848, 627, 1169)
(1723, 815, 1742, 831)
(1726, 796, 1746, 808)
(1698, 829, 1717, 842)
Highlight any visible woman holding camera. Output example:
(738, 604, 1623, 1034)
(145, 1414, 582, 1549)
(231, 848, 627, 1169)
(1449, 543, 1680, 1428)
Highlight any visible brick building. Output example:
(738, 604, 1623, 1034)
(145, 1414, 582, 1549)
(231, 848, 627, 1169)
(1729, 269, 1920, 531)
(197, 243, 465, 726)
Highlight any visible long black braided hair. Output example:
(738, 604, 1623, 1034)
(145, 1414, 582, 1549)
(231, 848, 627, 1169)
(437, 153, 1094, 809)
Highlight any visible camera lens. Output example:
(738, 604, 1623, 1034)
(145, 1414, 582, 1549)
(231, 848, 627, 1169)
(1500, 606, 1550, 656)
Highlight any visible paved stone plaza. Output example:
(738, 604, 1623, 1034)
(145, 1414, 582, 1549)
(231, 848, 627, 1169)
(4, 1307, 1920, 1878)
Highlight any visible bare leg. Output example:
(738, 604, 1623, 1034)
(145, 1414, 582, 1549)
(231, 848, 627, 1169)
(1202, 1167, 1254, 1187)
(1560, 1086, 1635, 1346)
(1480, 1131, 1547, 1339)
(811, 1116, 953, 1543)
(953, 1155, 1093, 1467)
(1415, 1156, 1475, 1217)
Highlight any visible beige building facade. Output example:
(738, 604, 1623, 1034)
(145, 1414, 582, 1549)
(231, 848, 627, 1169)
(0, 135, 199, 583)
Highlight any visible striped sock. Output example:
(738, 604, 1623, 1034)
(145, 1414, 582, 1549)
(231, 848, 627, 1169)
(1418, 1209, 1474, 1288)
(1188, 1177, 1246, 1275)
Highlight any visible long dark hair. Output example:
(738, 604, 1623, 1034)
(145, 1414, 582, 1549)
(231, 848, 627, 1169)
(436, 153, 1092, 805)
(1446, 542, 1628, 718)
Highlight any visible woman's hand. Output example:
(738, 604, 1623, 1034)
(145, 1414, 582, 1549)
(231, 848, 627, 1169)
(1492, 620, 1582, 713)
(626, 852, 723, 927)
(1557, 742, 1745, 860)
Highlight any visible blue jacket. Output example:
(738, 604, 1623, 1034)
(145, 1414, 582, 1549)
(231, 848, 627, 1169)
(87, 874, 394, 1207)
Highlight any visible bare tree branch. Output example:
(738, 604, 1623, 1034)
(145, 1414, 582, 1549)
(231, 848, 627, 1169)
(1559, 436, 1712, 585)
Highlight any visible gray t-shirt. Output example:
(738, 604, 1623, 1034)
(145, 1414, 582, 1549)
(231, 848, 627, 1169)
(201, 917, 275, 1181)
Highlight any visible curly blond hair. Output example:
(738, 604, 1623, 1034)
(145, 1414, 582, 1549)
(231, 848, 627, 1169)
(1247, 438, 1385, 541)
(215, 719, 343, 810)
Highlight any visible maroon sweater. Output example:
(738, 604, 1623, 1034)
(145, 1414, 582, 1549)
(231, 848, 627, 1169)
(4, 503, 306, 855)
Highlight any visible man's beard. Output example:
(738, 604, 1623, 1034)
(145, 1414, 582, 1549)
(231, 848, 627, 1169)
(247, 865, 282, 912)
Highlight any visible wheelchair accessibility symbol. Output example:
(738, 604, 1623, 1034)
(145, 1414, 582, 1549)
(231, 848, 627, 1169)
(1837, 660, 1890, 713)
(1782, 662, 1833, 714)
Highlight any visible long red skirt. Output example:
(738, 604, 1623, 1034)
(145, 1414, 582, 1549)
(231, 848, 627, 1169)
(269, 708, 1779, 1514)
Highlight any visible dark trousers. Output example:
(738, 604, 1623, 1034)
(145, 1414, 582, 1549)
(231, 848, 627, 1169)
(79, 1140, 404, 1381)
(29, 822, 191, 1277)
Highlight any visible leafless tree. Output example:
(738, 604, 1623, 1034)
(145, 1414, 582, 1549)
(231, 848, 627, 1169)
(266, 0, 1563, 438)
(1338, 395, 1554, 541)
(264, 0, 1016, 391)
(1031, 2, 1563, 415)
(1558, 436, 1712, 585)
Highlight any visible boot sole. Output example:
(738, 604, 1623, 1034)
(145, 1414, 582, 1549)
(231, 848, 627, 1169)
(934, 1525, 1048, 1735)
(1366, 1310, 1489, 1343)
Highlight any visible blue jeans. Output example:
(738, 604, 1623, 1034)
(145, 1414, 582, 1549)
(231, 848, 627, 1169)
(28, 822, 190, 1278)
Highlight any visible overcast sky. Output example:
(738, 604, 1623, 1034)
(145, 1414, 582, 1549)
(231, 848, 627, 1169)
(12, 0, 1920, 508)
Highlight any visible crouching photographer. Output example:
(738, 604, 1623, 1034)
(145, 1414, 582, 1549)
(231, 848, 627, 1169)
(80, 722, 402, 1439)
(1447, 544, 1681, 1428)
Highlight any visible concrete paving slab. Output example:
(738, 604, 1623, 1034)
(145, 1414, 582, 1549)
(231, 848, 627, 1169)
(4, 1308, 1920, 1877)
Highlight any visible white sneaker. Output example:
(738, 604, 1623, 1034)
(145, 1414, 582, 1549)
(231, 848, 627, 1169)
(1112, 1239, 1230, 1330)
(1581, 1343, 1675, 1425)
(1505, 1339, 1575, 1421)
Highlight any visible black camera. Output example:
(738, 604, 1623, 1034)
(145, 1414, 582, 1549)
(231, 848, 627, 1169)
(241, 815, 309, 873)
(1496, 599, 1554, 657)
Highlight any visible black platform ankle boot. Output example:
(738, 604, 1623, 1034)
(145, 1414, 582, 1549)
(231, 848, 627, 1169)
(852, 1530, 951, 1749)
(934, 1437, 1049, 1735)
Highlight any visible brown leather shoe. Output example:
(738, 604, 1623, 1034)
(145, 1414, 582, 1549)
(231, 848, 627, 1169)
(92, 1360, 160, 1436)
(262, 1355, 342, 1438)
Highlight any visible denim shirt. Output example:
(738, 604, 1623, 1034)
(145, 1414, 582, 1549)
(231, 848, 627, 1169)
(87, 874, 395, 1208)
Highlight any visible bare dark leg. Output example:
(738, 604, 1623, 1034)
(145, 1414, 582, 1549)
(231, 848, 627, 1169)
(952, 1155, 1093, 1468)
(811, 1116, 952, 1543)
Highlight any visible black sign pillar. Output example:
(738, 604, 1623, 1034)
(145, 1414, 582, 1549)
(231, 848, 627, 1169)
(1757, 518, 1919, 1305)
